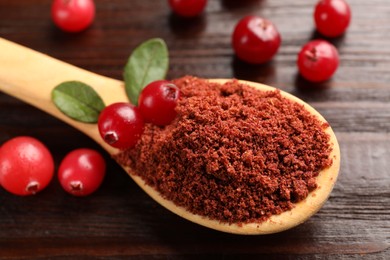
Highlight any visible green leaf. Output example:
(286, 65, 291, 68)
(51, 81, 105, 123)
(124, 38, 169, 105)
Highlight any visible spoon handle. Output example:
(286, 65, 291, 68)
(0, 38, 126, 151)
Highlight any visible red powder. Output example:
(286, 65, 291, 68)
(115, 76, 332, 224)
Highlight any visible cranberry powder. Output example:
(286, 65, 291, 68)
(115, 76, 333, 224)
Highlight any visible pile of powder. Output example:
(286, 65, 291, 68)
(115, 76, 333, 224)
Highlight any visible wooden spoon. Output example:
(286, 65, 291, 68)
(0, 38, 340, 235)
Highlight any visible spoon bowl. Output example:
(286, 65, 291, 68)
(0, 38, 340, 235)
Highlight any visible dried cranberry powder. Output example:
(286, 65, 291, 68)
(115, 76, 333, 224)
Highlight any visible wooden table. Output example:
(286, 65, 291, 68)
(0, 0, 389, 258)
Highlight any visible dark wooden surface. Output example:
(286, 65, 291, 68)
(0, 0, 389, 259)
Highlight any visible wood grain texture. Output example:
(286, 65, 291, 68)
(0, 0, 389, 258)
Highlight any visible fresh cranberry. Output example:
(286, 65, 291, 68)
(138, 80, 180, 126)
(0, 136, 54, 196)
(314, 0, 351, 37)
(297, 40, 339, 82)
(232, 15, 281, 64)
(51, 0, 95, 33)
(98, 102, 144, 149)
(58, 148, 106, 196)
(168, 0, 207, 17)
